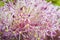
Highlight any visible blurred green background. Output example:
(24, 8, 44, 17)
(46, 0, 60, 6)
(0, 0, 14, 7)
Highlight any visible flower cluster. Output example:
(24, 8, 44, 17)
(0, 0, 60, 40)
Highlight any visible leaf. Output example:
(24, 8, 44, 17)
(56, 0, 60, 6)
(46, 0, 52, 2)
(46, 0, 60, 6)
(0, 0, 2, 1)
(6, 0, 14, 2)
(0, 1, 5, 7)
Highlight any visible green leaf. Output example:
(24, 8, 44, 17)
(46, 0, 60, 6)
(56, 0, 60, 6)
(6, 0, 14, 2)
(0, 1, 5, 7)
(46, 0, 51, 2)
(0, 0, 2, 1)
